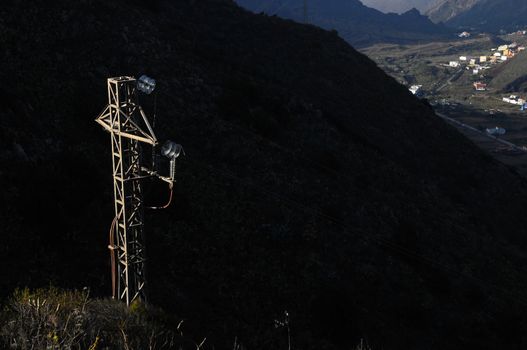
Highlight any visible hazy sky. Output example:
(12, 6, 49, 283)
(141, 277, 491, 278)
(360, 0, 437, 14)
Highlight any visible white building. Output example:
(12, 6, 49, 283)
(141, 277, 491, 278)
(449, 61, 460, 67)
(409, 85, 423, 95)
(486, 127, 506, 136)
(459, 56, 468, 61)
(502, 95, 525, 105)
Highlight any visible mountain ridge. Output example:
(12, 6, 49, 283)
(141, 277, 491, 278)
(236, 0, 452, 46)
(360, 0, 436, 14)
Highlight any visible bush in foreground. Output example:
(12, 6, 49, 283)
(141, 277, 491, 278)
(0, 288, 195, 350)
(0, 288, 376, 350)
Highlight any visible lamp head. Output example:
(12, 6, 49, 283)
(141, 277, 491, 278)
(137, 75, 156, 94)
(161, 140, 183, 160)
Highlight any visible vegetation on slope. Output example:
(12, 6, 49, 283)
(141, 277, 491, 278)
(2, 0, 527, 349)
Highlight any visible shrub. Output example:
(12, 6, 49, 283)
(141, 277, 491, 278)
(0, 288, 186, 349)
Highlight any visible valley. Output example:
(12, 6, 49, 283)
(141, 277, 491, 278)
(362, 31, 527, 175)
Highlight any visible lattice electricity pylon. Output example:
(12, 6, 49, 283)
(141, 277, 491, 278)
(95, 76, 158, 305)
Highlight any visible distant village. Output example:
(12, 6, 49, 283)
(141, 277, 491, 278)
(409, 32, 527, 110)
(449, 39, 525, 91)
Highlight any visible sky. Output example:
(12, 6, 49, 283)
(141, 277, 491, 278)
(360, 0, 437, 14)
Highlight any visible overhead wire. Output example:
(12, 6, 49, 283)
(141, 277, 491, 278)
(147, 182, 174, 210)
(145, 88, 174, 210)
(151, 91, 158, 170)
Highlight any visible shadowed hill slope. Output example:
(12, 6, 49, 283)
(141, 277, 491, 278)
(2, 0, 527, 349)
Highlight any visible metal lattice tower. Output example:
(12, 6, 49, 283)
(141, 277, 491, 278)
(96, 77, 158, 305)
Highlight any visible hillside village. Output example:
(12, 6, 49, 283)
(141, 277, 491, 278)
(409, 36, 527, 108)
(446, 41, 524, 90)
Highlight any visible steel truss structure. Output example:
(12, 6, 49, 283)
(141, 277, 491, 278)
(96, 76, 157, 305)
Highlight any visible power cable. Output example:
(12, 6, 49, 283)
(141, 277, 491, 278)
(152, 91, 158, 170)
(147, 182, 174, 210)
(108, 216, 118, 299)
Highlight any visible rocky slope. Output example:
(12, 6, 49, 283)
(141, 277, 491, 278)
(361, 0, 436, 14)
(236, 0, 452, 47)
(426, 0, 481, 23)
(446, 0, 527, 31)
(2, 0, 527, 349)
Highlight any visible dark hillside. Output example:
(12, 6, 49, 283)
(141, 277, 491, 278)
(2, 0, 527, 349)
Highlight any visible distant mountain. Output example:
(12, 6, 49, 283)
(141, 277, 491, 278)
(446, 0, 527, 32)
(426, 0, 481, 23)
(360, 0, 436, 14)
(236, 0, 452, 47)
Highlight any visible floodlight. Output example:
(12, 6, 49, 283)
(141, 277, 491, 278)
(137, 75, 156, 94)
(161, 140, 183, 159)
(161, 140, 183, 182)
